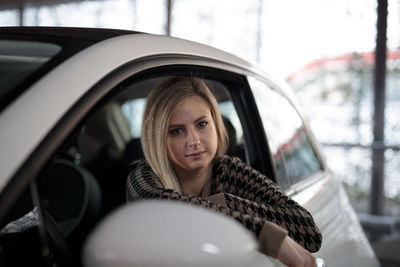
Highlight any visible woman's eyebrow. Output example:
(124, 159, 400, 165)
(169, 115, 209, 128)
(168, 123, 184, 128)
(193, 115, 208, 123)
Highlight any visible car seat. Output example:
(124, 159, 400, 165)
(222, 116, 246, 160)
(38, 159, 101, 265)
(38, 159, 101, 238)
(0, 159, 101, 267)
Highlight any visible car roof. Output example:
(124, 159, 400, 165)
(0, 26, 140, 41)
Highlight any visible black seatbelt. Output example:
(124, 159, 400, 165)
(30, 179, 76, 267)
(30, 179, 53, 267)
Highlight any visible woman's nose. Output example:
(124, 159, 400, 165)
(188, 129, 200, 147)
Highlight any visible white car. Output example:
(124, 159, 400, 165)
(0, 27, 379, 267)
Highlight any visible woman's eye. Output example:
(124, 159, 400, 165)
(169, 128, 184, 135)
(197, 121, 208, 128)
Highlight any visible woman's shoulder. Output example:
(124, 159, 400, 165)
(214, 155, 246, 169)
(129, 159, 151, 174)
(214, 155, 263, 179)
(126, 159, 166, 201)
(128, 159, 162, 186)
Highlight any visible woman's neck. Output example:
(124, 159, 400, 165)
(177, 165, 212, 197)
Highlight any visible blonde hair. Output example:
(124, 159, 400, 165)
(141, 76, 228, 192)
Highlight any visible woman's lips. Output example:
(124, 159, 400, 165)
(186, 151, 206, 159)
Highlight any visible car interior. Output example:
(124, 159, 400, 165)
(0, 74, 248, 267)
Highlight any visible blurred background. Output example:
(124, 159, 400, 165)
(1, 0, 399, 265)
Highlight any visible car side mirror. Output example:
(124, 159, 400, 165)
(83, 200, 274, 267)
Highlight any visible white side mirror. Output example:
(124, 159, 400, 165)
(83, 200, 272, 267)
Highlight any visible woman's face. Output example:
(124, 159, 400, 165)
(166, 95, 218, 176)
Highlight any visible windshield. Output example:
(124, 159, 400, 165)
(0, 40, 61, 107)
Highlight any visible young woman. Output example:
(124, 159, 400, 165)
(126, 76, 322, 266)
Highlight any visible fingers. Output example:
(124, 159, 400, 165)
(277, 236, 317, 267)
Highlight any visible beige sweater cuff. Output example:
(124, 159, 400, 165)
(258, 221, 288, 257)
(205, 193, 227, 207)
(205, 194, 287, 257)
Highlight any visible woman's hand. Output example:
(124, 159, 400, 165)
(277, 236, 317, 267)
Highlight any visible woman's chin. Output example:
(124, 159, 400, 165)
(184, 158, 212, 171)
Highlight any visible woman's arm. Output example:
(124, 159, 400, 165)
(206, 191, 321, 252)
(211, 156, 322, 252)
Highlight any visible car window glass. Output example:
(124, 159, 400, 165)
(122, 98, 146, 138)
(248, 77, 322, 189)
(219, 101, 243, 144)
(0, 40, 61, 104)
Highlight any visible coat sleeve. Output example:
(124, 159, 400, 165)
(126, 160, 288, 257)
(210, 156, 322, 252)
